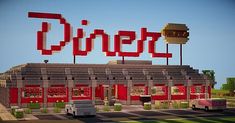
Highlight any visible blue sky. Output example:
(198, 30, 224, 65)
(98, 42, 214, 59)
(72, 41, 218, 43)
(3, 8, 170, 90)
(0, 0, 235, 89)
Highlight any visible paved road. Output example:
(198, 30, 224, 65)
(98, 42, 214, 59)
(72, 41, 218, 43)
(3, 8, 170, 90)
(31, 108, 235, 122)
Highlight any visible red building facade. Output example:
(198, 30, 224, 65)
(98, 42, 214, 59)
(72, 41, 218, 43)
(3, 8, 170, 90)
(0, 60, 213, 107)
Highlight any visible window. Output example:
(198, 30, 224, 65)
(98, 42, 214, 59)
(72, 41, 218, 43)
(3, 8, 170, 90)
(131, 86, 145, 96)
(151, 86, 165, 95)
(171, 86, 184, 95)
(47, 87, 66, 98)
(72, 87, 90, 97)
(22, 87, 42, 98)
(191, 86, 202, 93)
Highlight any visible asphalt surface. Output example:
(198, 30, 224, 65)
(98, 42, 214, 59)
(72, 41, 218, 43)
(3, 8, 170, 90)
(30, 108, 235, 122)
(1, 108, 234, 123)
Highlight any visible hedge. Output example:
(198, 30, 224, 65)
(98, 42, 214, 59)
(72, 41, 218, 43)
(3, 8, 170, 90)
(103, 105, 110, 112)
(144, 102, 152, 110)
(180, 101, 189, 108)
(14, 109, 24, 118)
(114, 103, 122, 111)
(28, 102, 40, 109)
(54, 102, 65, 108)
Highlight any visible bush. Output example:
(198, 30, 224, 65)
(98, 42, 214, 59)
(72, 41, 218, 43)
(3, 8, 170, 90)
(53, 107, 61, 113)
(173, 101, 180, 109)
(54, 102, 65, 108)
(95, 107, 99, 112)
(40, 108, 48, 113)
(180, 101, 189, 108)
(103, 105, 110, 112)
(14, 109, 24, 118)
(28, 102, 40, 109)
(24, 108, 32, 114)
(161, 101, 169, 109)
(144, 102, 152, 110)
(10, 106, 19, 115)
(114, 103, 122, 111)
(154, 101, 160, 109)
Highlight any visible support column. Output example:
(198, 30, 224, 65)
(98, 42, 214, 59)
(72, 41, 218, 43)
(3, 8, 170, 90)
(122, 56, 125, 64)
(65, 68, 73, 102)
(91, 80, 97, 105)
(148, 80, 153, 95)
(186, 80, 191, 101)
(166, 43, 169, 65)
(16, 74, 23, 107)
(43, 80, 48, 108)
(41, 68, 48, 108)
(205, 80, 210, 99)
(67, 79, 74, 102)
(73, 55, 76, 64)
(127, 78, 132, 105)
(108, 79, 114, 101)
(168, 81, 172, 101)
(180, 44, 182, 66)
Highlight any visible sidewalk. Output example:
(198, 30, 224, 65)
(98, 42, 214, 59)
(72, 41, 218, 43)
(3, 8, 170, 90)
(0, 103, 17, 121)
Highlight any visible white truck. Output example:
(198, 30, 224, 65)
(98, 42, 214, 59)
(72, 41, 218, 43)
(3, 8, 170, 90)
(65, 100, 96, 117)
(191, 98, 226, 111)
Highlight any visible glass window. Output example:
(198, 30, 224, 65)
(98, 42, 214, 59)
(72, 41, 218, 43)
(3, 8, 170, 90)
(171, 86, 184, 95)
(151, 86, 165, 95)
(22, 87, 42, 98)
(131, 86, 145, 96)
(191, 86, 202, 93)
(72, 87, 90, 97)
(47, 87, 66, 98)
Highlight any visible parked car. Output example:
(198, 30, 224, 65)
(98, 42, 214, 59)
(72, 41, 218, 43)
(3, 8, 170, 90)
(191, 98, 226, 111)
(65, 100, 96, 117)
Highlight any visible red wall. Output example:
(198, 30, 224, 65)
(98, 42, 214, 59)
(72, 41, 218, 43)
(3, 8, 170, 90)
(9, 88, 18, 103)
(95, 85, 104, 100)
(208, 86, 211, 98)
(117, 84, 127, 100)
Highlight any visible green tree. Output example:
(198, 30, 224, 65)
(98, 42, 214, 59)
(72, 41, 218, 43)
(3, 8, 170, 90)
(202, 70, 215, 88)
(221, 78, 235, 96)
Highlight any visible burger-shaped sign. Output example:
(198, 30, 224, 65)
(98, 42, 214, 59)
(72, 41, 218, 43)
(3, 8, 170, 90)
(161, 23, 189, 44)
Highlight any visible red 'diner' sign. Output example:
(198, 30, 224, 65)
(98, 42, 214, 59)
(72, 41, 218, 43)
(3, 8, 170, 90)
(28, 12, 172, 58)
